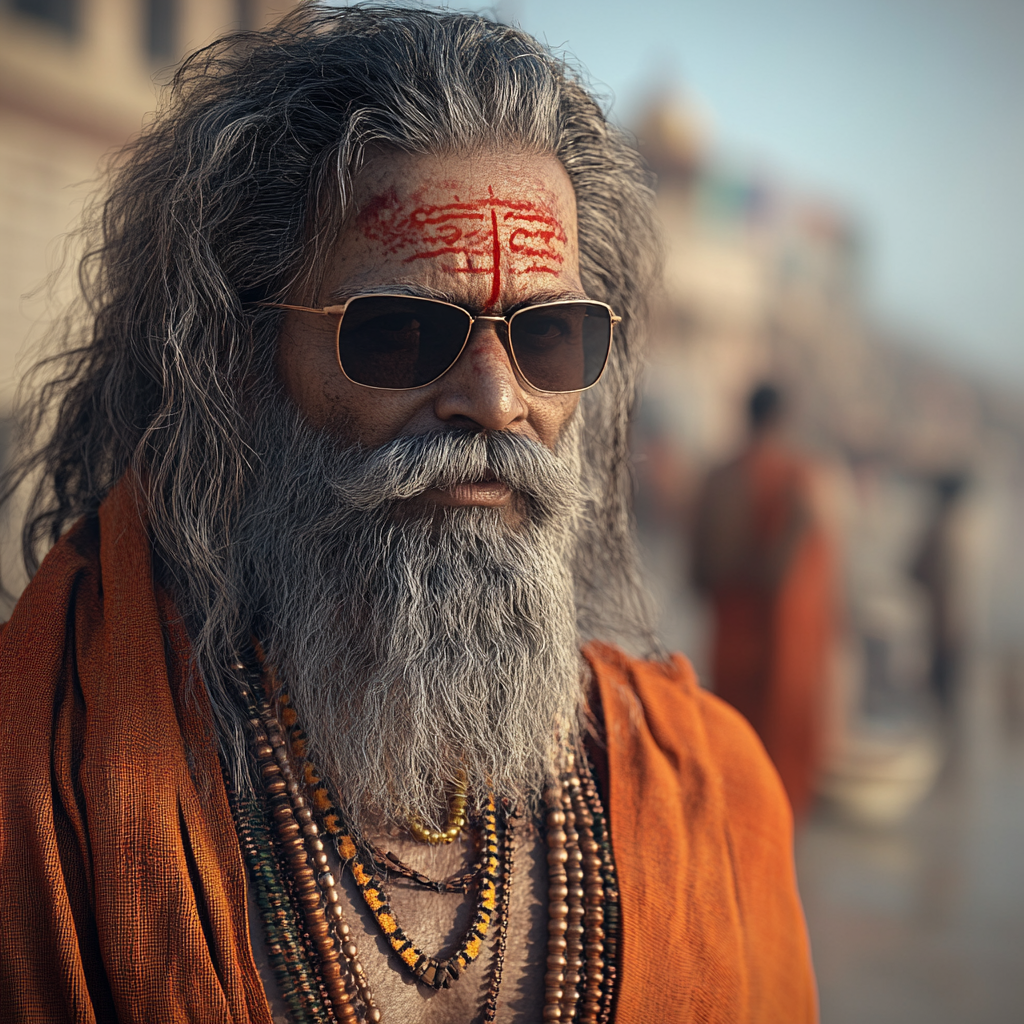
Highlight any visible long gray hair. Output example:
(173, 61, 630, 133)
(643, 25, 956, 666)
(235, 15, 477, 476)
(2, 5, 662, 695)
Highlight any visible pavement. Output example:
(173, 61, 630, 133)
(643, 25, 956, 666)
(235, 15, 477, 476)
(796, 658, 1024, 1024)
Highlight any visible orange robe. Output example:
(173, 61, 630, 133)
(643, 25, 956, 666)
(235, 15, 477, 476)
(0, 478, 816, 1022)
(710, 443, 835, 821)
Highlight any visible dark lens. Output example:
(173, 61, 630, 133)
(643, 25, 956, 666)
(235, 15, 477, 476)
(509, 302, 611, 392)
(337, 296, 471, 388)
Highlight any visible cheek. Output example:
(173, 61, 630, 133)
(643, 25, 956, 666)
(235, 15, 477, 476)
(276, 327, 364, 439)
(277, 329, 337, 416)
(532, 393, 581, 449)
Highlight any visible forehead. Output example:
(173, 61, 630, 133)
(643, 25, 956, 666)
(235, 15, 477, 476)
(323, 149, 582, 308)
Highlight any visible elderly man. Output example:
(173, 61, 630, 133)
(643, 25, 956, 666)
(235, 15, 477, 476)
(0, 7, 815, 1023)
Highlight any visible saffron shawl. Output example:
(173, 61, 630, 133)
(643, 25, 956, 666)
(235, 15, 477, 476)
(0, 478, 816, 1022)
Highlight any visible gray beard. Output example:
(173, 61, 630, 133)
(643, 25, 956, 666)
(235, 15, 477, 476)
(220, 401, 586, 830)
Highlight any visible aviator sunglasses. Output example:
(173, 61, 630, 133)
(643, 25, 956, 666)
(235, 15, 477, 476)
(257, 294, 620, 393)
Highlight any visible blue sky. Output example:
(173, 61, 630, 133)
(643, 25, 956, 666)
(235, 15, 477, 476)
(470, 0, 1024, 383)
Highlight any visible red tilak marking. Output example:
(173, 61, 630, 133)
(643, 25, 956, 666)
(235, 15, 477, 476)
(488, 208, 501, 307)
(359, 188, 567, 294)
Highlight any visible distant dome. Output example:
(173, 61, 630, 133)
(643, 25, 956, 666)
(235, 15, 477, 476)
(632, 93, 708, 185)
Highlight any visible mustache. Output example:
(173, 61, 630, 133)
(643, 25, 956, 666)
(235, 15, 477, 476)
(266, 422, 581, 525)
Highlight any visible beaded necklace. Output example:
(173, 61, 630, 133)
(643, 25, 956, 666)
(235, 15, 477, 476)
(228, 653, 620, 1023)
(301, 757, 502, 990)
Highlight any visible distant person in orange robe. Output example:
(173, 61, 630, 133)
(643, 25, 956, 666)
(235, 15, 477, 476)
(692, 384, 836, 821)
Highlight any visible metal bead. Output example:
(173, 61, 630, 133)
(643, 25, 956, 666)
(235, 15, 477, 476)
(342, 942, 359, 959)
(542, 1000, 563, 1019)
(547, 829, 568, 848)
(548, 883, 569, 900)
(547, 954, 568, 969)
(547, 848, 569, 867)
(546, 809, 566, 828)
(547, 917, 568, 935)
(549, 901, 569, 919)
(318, 871, 336, 889)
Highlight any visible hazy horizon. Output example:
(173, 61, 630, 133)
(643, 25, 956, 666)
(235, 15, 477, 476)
(478, 0, 1024, 386)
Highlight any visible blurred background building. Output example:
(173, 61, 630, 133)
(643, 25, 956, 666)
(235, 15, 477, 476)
(631, 91, 1024, 1024)
(0, 0, 296, 408)
(2, 3, 1023, 1021)
(0, 0, 298, 589)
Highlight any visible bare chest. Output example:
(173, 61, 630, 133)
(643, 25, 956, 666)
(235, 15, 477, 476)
(249, 825, 549, 1024)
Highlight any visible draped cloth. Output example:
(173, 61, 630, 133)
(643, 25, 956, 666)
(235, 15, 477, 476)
(709, 443, 835, 822)
(0, 477, 816, 1023)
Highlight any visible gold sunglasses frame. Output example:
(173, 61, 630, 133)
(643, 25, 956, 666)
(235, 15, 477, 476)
(256, 295, 620, 394)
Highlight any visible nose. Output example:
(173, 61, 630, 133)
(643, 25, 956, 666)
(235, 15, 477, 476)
(432, 320, 530, 431)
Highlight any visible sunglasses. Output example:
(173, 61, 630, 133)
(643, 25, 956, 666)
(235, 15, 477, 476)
(257, 294, 619, 393)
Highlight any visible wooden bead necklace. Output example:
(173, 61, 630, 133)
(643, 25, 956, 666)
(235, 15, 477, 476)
(228, 652, 619, 1023)
(226, 773, 332, 1023)
(230, 658, 376, 1022)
